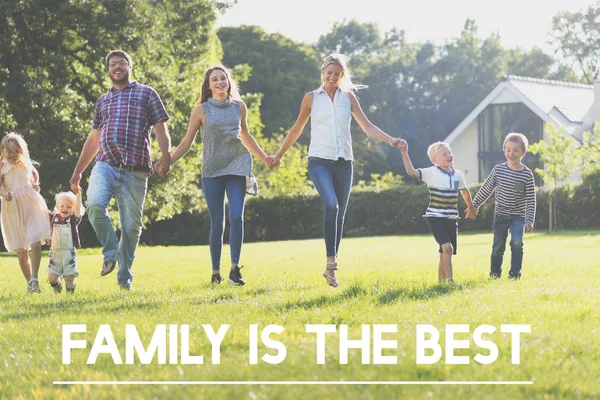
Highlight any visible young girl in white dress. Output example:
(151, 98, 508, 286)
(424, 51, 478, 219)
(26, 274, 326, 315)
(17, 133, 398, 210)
(0, 133, 51, 293)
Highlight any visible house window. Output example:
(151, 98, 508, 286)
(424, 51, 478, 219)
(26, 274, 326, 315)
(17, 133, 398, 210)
(477, 103, 543, 183)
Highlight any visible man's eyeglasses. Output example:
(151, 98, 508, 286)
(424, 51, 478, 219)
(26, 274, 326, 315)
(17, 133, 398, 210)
(109, 61, 129, 69)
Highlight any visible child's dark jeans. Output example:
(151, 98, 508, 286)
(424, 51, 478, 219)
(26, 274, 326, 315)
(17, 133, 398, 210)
(490, 214, 525, 278)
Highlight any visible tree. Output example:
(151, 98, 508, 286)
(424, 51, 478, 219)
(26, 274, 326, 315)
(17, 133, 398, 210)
(315, 19, 382, 77)
(550, 2, 600, 83)
(529, 124, 581, 231)
(217, 25, 321, 138)
(0, 0, 228, 224)
(578, 123, 600, 179)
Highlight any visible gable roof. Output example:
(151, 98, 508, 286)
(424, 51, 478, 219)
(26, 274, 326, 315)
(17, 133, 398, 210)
(445, 75, 594, 144)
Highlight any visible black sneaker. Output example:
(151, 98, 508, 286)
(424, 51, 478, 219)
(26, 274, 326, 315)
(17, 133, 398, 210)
(508, 273, 521, 280)
(66, 285, 76, 294)
(211, 273, 223, 285)
(228, 266, 246, 286)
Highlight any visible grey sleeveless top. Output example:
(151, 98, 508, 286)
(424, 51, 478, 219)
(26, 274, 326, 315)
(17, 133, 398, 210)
(201, 97, 252, 178)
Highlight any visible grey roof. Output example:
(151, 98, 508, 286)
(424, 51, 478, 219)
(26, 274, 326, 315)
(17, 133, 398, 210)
(505, 75, 593, 123)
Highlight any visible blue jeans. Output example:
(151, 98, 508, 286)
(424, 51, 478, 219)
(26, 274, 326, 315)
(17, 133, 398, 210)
(490, 214, 525, 278)
(308, 157, 353, 257)
(86, 162, 147, 286)
(202, 175, 246, 271)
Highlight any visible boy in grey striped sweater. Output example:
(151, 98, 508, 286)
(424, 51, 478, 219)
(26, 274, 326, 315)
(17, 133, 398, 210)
(472, 133, 536, 279)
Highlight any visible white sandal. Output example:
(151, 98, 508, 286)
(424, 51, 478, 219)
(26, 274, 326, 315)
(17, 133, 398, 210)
(323, 262, 339, 288)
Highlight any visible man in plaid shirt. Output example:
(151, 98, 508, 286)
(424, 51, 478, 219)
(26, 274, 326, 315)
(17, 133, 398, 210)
(70, 50, 171, 290)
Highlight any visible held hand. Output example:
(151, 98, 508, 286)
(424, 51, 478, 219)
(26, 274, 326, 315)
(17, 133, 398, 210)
(154, 159, 164, 175)
(525, 223, 534, 233)
(69, 173, 81, 192)
(398, 140, 408, 153)
(464, 206, 477, 220)
(266, 154, 281, 169)
(1, 191, 13, 201)
(264, 155, 276, 169)
(72, 185, 82, 194)
(156, 155, 171, 177)
(390, 138, 407, 150)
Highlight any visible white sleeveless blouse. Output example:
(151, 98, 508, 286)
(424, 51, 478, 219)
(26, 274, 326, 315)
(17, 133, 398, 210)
(308, 87, 353, 161)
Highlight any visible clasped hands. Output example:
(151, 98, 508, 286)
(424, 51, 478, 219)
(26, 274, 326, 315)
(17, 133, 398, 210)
(264, 154, 281, 169)
(464, 206, 478, 220)
(154, 155, 171, 177)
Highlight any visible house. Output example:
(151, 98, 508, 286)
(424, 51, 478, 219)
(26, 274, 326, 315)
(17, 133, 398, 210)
(444, 75, 599, 186)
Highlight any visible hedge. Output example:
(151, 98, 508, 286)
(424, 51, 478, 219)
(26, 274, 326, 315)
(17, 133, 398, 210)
(3, 173, 600, 250)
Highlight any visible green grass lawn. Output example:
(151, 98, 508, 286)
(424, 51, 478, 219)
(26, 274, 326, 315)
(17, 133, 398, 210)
(0, 231, 598, 399)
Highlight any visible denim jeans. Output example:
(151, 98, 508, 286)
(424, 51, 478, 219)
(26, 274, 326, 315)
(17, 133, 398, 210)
(202, 175, 246, 271)
(86, 162, 147, 286)
(308, 157, 353, 257)
(490, 214, 525, 278)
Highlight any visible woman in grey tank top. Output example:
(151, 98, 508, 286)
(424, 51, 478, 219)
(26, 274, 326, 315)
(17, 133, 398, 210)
(270, 54, 405, 288)
(160, 65, 275, 286)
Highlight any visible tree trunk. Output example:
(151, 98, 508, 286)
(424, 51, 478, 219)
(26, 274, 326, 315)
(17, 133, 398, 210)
(549, 194, 554, 232)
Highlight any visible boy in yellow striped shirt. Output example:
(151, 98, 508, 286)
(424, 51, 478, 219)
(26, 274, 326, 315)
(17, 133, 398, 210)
(399, 141, 476, 282)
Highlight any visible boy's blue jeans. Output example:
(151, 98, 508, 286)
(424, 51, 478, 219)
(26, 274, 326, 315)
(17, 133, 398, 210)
(308, 157, 353, 257)
(86, 162, 147, 286)
(202, 175, 246, 271)
(490, 214, 525, 278)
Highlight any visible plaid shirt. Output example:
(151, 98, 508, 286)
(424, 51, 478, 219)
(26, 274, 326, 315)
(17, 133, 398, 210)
(92, 81, 169, 174)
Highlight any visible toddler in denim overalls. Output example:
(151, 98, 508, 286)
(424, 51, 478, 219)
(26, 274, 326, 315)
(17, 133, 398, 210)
(47, 189, 85, 293)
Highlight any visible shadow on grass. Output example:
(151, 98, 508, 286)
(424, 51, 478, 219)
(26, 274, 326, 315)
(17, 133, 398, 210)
(280, 282, 367, 311)
(281, 280, 484, 311)
(378, 281, 480, 305)
(0, 294, 162, 323)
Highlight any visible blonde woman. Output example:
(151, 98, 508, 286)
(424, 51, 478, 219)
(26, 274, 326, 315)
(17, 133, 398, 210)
(271, 54, 405, 287)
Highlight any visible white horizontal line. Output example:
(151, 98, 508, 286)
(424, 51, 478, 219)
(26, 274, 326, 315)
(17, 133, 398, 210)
(54, 381, 534, 385)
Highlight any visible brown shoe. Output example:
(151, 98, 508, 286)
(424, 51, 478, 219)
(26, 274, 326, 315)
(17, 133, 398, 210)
(101, 261, 116, 276)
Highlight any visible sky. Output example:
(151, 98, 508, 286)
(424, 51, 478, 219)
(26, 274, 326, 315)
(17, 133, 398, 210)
(216, 0, 596, 53)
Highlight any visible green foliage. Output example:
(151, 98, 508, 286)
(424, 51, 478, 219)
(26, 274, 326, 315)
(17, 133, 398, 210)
(0, 0, 227, 225)
(136, 177, 600, 246)
(354, 172, 404, 192)
(315, 19, 382, 76)
(578, 123, 600, 178)
(528, 124, 580, 190)
(253, 134, 312, 197)
(550, 2, 600, 83)
(239, 89, 312, 197)
(144, 142, 204, 225)
(217, 25, 321, 138)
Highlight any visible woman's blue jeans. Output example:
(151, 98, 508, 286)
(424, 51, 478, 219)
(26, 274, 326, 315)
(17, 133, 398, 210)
(308, 157, 353, 257)
(490, 214, 525, 278)
(202, 175, 246, 271)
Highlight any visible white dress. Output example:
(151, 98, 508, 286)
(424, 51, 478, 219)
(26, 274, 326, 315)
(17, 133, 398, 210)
(0, 161, 51, 252)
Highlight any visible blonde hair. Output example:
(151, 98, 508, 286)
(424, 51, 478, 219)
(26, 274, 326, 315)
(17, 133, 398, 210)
(54, 191, 76, 209)
(427, 141, 451, 163)
(54, 191, 85, 216)
(321, 53, 366, 93)
(0, 133, 36, 176)
(503, 132, 528, 152)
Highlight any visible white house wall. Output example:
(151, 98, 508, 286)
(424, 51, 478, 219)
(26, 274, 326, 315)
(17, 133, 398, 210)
(449, 120, 479, 185)
(490, 87, 520, 104)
